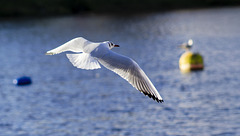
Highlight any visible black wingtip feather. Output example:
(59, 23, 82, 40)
(140, 91, 163, 103)
(142, 91, 164, 103)
(159, 99, 164, 103)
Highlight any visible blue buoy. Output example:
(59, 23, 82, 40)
(13, 76, 32, 86)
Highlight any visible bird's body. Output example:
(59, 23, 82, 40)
(179, 39, 193, 51)
(46, 37, 163, 103)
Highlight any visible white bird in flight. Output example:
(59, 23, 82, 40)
(46, 37, 164, 103)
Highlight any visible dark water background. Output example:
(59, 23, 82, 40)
(0, 7, 240, 136)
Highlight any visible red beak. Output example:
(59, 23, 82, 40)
(114, 45, 120, 47)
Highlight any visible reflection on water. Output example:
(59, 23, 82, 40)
(0, 7, 240, 136)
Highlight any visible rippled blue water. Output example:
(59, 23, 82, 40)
(0, 7, 240, 136)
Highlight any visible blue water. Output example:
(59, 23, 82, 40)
(0, 7, 240, 136)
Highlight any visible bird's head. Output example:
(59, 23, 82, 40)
(188, 39, 193, 46)
(106, 41, 120, 49)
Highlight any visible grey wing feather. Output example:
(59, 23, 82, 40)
(97, 51, 163, 103)
(46, 37, 91, 55)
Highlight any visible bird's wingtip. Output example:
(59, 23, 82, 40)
(155, 97, 164, 103)
(142, 91, 164, 103)
(158, 99, 164, 103)
(45, 52, 54, 55)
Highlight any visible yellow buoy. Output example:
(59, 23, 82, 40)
(179, 51, 204, 73)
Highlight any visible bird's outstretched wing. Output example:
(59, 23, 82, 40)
(66, 53, 101, 70)
(98, 51, 163, 103)
(46, 37, 91, 55)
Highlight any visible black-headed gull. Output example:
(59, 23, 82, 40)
(179, 39, 193, 51)
(46, 37, 164, 103)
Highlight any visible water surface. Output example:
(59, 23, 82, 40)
(0, 7, 240, 136)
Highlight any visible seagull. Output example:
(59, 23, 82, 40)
(179, 39, 193, 51)
(46, 37, 163, 103)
